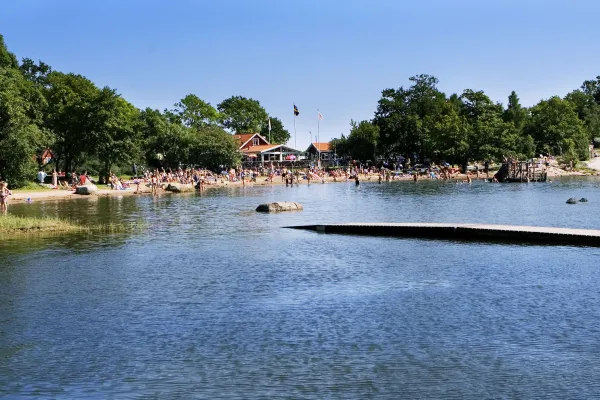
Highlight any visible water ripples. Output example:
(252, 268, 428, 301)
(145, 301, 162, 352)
(2, 179, 600, 398)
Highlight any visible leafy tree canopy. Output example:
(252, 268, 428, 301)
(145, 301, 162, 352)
(172, 94, 220, 129)
(217, 96, 268, 133)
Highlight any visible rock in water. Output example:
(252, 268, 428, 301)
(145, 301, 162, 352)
(256, 202, 304, 212)
(579, 198, 589, 203)
(165, 183, 194, 193)
(566, 198, 578, 204)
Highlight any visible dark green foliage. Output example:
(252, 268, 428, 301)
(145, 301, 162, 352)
(217, 96, 268, 133)
(260, 116, 290, 144)
(172, 94, 220, 128)
(333, 74, 597, 165)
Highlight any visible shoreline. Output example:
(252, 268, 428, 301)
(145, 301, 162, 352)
(7, 169, 597, 204)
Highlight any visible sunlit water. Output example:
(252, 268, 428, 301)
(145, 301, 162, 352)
(2, 178, 600, 399)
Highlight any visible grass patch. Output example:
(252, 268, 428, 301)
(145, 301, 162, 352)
(0, 215, 143, 235)
(12, 182, 53, 193)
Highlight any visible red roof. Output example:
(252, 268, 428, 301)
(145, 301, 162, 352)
(312, 142, 331, 152)
(233, 133, 271, 149)
(243, 144, 278, 153)
(233, 133, 255, 146)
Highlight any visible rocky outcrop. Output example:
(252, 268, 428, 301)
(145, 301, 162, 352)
(566, 198, 578, 204)
(256, 202, 304, 212)
(580, 198, 589, 203)
(165, 183, 195, 193)
(75, 184, 98, 195)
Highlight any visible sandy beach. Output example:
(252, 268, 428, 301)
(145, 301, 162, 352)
(7, 166, 596, 204)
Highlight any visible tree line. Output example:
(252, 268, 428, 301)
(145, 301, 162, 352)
(331, 74, 600, 166)
(0, 34, 291, 187)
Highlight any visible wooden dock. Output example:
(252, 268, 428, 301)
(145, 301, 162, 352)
(495, 160, 547, 182)
(285, 223, 600, 246)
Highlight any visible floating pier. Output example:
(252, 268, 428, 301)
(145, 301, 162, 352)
(285, 223, 600, 246)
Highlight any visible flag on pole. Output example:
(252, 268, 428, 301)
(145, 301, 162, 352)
(318, 111, 323, 120)
(293, 105, 299, 116)
(268, 118, 271, 131)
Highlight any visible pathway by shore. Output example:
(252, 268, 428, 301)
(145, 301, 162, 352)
(586, 157, 600, 171)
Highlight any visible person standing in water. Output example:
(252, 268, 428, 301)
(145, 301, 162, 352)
(0, 181, 12, 214)
(355, 175, 360, 186)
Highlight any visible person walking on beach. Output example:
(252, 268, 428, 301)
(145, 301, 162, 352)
(0, 181, 12, 214)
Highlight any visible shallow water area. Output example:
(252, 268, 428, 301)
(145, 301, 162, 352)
(2, 178, 600, 398)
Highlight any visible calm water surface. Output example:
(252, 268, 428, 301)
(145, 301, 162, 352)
(1, 178, 600, 399)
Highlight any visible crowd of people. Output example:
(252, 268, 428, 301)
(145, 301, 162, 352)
(0, 158, 555, 213)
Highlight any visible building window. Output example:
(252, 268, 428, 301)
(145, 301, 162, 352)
(321, 152, 329, 160)
(253, 138, 259, 146)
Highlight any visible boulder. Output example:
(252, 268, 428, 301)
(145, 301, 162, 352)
(75, 184, 98, 195)
(165, 183, 195, 193)
(579, 198, 589, 203)
(566, 197, 578, 204)
(256, 202, 304, 212)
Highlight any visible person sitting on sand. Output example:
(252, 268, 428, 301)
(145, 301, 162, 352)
(0, 181, 12, 214)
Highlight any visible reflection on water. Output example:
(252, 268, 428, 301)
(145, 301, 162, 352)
(2, 178, 600, 398)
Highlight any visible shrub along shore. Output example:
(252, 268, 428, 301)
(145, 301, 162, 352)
(0, 215, 139, 235)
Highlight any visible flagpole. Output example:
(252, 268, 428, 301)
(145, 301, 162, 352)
(317, 109, 320, 158)
(317, 109, 321, 168)
(294, 104, 297, 149)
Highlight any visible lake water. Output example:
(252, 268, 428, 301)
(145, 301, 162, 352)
(2, 178, 600, 399)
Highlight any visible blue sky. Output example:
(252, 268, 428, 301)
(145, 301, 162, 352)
(1, 0, 599, 150)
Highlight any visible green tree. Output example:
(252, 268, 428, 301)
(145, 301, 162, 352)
(526, 96, 589, 159)
(581, 76, 600, 104)
(141, 109, 240, 169)
(172, 94, 220, 128)
(345, 120, 379, 161)
(373, 74, 446, 159)
(217, 96, 268, 133)
(0, 34, 18, 69)
(0, 49, 50, 186)
(458, 89, 525, 162)
(191, 125, 241, 169)
(565, 89, 600, 141)
(44, 72, 100, 172)
(141, 108, 192, 168)
(329, 135, 348, 159)
(430, 103, 470, 164)
(503, 91, 528, 132)
(260, 116, 290, 144)
(20, 58, 52, 87)
(88, 88, 141, 178)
